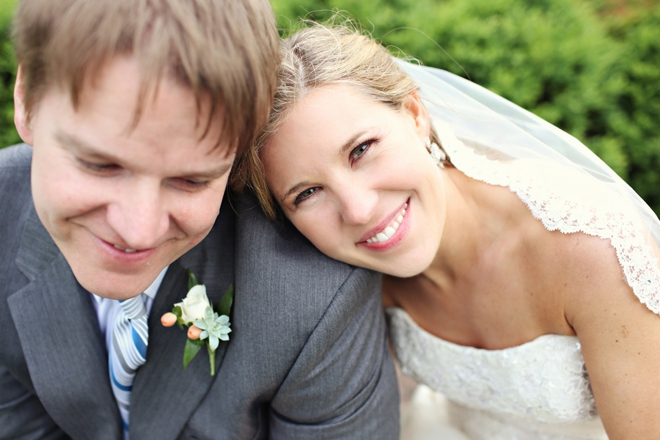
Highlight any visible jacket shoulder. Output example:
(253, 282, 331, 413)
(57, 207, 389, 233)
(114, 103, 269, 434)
(232, 190, 364, 302)
(0, 144, 33, 228)
(0, 143, 32, 169)
(231, 188, 380, 337)
(220, 191, 393, 438)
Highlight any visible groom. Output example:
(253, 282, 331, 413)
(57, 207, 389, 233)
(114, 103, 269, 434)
(0, 0, 398, 439)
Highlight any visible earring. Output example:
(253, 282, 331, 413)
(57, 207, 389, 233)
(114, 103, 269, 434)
(425, 137, 446, 168)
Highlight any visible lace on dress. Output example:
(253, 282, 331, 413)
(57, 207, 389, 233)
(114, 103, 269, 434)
(388, 309, 607, 440)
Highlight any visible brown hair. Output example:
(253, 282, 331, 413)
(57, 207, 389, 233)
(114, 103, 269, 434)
(12, 0, 279, 154)
(231, 22, 443, 218)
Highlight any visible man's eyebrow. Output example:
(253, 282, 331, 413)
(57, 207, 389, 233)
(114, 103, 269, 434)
(55, 130, 120, 161)
(280, 130, 368, 204)
(182, 163, 233, 180)
(56, 130, 232, 179)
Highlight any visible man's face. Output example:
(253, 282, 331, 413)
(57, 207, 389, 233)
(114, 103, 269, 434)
(15, 56, 236, 300)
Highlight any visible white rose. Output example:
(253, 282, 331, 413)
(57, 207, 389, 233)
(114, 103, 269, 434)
(174, 284, 211, 324)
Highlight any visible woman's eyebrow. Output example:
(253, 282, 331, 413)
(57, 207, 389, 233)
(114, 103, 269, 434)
(339, 130, 371, 156)
(339, 132, 363, 155)
(281, 180, 313, 204)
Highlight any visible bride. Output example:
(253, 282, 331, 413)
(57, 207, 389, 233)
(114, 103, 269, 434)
(231, 24, 660, 439)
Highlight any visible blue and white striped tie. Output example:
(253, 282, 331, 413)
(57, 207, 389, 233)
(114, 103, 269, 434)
(109, 294, 149, 437)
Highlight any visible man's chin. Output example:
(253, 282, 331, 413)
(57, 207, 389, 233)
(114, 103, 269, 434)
(73, 268, 162, 300)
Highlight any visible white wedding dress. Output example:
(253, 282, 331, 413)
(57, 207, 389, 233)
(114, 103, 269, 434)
(385, 101, 660, 439)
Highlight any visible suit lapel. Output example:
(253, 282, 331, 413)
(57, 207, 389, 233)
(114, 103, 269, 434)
(130, 198, 235, 440)
(9, 197, 235, 439)
(8, 209, 122, 440)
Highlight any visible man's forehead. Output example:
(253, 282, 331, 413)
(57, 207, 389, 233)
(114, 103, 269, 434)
(68, 57, 229, 146)
(56, 57, 218, 134)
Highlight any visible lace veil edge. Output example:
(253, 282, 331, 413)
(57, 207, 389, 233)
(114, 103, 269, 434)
(398, 60, 660, 247)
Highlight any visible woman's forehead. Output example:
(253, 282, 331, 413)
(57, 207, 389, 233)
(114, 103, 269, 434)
(276, 85, 392, 139)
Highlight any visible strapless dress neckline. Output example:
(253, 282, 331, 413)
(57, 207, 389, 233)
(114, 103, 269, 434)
(387, 307, 607, 439)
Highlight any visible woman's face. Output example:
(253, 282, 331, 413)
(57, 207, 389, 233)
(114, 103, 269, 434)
(262, 83, 447, 277)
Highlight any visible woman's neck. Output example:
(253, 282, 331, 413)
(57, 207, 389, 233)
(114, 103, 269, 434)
(423, 166, 528, 289)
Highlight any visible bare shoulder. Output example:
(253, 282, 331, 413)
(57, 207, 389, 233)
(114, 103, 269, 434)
(558, 232, 624, 285)
(556, 231, 660, 437)
(555, 229, 659, 321)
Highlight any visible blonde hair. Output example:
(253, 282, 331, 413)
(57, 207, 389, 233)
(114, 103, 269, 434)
(13, 0, 279, 154)
(231, 22, 442, 217)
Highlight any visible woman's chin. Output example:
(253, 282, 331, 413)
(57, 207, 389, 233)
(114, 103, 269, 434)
(384, 265, 427, 279)
(329, 245, 436, 278)
(363, 257, 432, 278)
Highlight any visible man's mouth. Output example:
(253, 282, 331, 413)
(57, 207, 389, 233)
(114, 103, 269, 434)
(112, 244, 139, 253)
(366, 203, 408, 244)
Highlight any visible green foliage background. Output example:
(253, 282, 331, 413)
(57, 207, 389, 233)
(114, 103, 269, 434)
(0, 0, 18, 147)
(0, 0, 657, 213)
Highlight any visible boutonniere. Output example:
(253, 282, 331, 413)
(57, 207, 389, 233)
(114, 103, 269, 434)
(161, 270, 232, 376)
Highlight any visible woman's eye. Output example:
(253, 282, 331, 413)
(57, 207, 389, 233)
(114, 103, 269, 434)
(294, 187, 320, 205)
(350, 140, 373, 162)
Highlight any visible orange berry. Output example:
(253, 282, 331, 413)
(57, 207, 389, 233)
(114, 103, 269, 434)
(188, 325, 202, 340)
(161, 312, 177, 327)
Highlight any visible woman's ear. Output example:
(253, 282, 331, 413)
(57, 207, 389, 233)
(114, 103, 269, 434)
(14, 65, 34, 146)
(403, 91, 431, 138)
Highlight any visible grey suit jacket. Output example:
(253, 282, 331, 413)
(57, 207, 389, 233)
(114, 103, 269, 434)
(0, 144, 399, 440)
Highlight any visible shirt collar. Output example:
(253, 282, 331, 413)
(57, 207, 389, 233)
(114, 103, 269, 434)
(91, 266, 169, 304)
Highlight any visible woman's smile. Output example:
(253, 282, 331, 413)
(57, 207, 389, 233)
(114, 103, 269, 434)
(360, 199, 410, 252)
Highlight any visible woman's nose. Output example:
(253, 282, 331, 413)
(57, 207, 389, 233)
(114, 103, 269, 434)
(337, 185, 378, 226)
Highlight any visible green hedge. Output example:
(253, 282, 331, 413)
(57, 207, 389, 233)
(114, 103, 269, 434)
(604, 3, 660, 216)
(0, 0, 17, 147)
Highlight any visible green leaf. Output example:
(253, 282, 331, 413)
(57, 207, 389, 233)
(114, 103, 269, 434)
(172, 305, 185, 329)
(183, 338, 203, 370)
(217, 284, 234, 317)
(187, 269, 199, 290)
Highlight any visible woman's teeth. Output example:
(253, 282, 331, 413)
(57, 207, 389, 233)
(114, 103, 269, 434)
(113, 244, 138, 253)
(366, 203, 408, 243)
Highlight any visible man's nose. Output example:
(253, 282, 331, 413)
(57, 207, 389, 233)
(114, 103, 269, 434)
(106, 181, 170, 249)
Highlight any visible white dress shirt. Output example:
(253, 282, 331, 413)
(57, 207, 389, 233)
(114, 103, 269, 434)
(90, 266, 169, 354)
